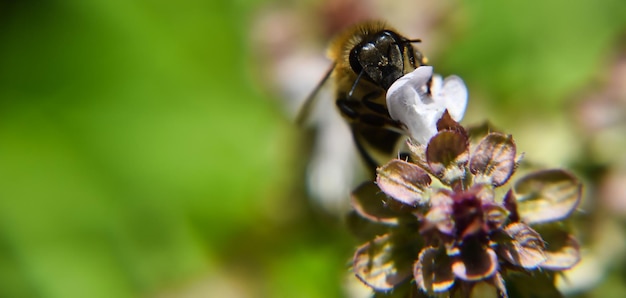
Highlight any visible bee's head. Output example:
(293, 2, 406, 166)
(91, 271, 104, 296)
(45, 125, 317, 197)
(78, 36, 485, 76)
(348, 30, 408, 90)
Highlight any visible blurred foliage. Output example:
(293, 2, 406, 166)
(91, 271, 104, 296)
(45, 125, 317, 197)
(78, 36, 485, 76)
(0, 0, 348, 297)
(0, 0, 625, 297)
(438, 0, 626, 110)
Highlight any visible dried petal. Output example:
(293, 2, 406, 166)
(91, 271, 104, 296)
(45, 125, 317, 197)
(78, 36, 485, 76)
(451, 190, 485, 239)
(476, 186, 509, 231)
(436, 111, 467, 135)
(406, 140, 427, 165)
(502, 190, 520, 222)
(483, 203, 510, 231)
(414, 247, 455, 293)
(351, 182, 403, 225)
(475, 184, 496, 203)
(514, 169, 582, 224)
(451, 240, 498, 281)
(376, 159, 432, 206)
(537, 227, 581, 270)
(492, 273, 508, 298)
(423, 190, 454, 235)
(542, 238, 580, 270)
(470, 133, 516, 187)
(447, 185, 501, 239)
(426, 130, 469, 184)
(498, 223, 547, 269)
(354, 234, 414, 290)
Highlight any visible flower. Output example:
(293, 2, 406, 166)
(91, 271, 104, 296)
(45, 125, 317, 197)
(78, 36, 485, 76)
(386, 66, 468, 145)
(350, 120, 582, 297)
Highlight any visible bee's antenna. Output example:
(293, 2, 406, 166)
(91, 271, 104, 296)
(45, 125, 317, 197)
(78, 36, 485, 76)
(348, 70, 365, 99)
(392, 38, 421, 46)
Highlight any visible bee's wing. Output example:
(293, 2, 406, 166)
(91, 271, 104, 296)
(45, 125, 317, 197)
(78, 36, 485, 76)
(295, 63, 336, 126)
(298, 62, 361, 213)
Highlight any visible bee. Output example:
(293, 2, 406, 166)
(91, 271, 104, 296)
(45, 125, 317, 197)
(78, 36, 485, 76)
(298, 21, 427, 171)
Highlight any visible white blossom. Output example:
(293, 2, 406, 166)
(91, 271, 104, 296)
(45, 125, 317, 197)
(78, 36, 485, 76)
(386, 66, 468, 144)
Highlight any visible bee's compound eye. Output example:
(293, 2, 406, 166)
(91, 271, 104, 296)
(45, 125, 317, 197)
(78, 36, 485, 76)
(349, 46, 363, 75)
(358, 43, 384, 81)
(348, 30, 407, 89)
(378, 31, 395, 44)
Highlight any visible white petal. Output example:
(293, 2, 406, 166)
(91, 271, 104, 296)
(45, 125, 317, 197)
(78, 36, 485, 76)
(386, 66, 469, 145)
(428, 74, 443, 98)
(391, 65, 434, 93)
(387, 66, 445, 144)
(441, 75, 468, 122)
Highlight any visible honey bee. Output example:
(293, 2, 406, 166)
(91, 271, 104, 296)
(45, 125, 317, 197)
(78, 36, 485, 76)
(298, 21, 427, 171)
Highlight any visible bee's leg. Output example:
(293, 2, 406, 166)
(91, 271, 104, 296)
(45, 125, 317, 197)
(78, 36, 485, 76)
(336, 98, 361, 120)
(351, 126, 403, 174)
(360, 91, 403, 130)
(361, 92, 389, 116)
(352, 132, 380, 176)
(336, 94, 398, 128)
(337, 100, 399, 133)
(336, 97, 403, 173)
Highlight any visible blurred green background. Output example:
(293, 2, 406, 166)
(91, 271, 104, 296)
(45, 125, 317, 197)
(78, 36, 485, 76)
(1, 0, 625, 297)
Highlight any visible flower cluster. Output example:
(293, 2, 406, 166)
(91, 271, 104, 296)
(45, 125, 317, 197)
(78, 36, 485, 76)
(350, 72, 583, 296)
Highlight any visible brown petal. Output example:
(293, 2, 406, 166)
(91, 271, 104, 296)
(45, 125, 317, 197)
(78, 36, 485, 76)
(483, 203, 510, 231)
(407, 140, 427, 165)
(476, 187, 509, 231)
(491, 273, 508, 298)
(451, 240, 498, 281)
(423, 190, 455, 235)
(426, 130, 469, 185)
(502, 189, 520, 222)
(476, 184, 496, 203)
(542, 237, 580, 270)
(470, 133, 516, 187)
(514, 169, 582, 224)
(377, 159, 432, 206)
(353, 234, 414, 291)
(498, 223, 547, 269)
(436, 110, 467, 135)
(351, 182, 405, 225)
(537, 227, 581, 270)
(414, 247, 455, 293)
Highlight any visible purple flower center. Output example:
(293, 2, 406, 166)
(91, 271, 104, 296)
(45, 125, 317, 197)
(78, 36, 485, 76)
(452, 191, 484, 239)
